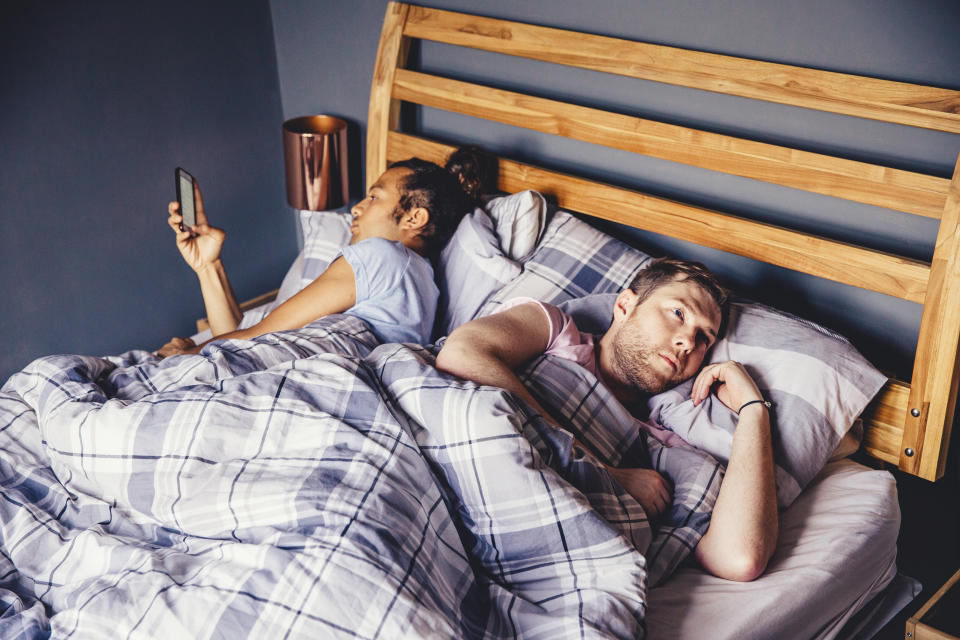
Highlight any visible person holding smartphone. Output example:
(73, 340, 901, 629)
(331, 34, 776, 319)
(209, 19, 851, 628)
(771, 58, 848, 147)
(159, 147, 489, 357)
(164, 175, 243, 345)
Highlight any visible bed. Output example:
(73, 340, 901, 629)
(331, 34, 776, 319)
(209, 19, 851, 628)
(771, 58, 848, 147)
(2, 2, 959, 638)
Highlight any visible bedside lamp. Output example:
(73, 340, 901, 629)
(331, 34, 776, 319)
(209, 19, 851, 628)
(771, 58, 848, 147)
(282, 115, 349, 211)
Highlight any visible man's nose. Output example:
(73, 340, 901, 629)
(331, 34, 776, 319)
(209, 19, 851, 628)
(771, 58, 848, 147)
(674, 330, 695, 352)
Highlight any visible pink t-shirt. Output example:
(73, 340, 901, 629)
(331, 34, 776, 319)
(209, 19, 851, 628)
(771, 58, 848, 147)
(501, 297, 688, 447)
(501, 297, 598, 375)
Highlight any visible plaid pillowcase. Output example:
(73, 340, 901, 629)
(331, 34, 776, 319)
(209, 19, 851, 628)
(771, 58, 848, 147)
(478, 211, 651, 317)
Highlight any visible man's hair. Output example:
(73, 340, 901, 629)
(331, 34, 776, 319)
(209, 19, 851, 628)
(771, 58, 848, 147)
(628, 257, 729, 324)
(389, 146, 492, 256)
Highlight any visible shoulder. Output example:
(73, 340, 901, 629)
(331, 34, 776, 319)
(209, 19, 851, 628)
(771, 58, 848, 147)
(343, 237, 426, 261)
(341, 236, 401, 258)
(341, 238, 419, 270)
(500, 297, 573, 332)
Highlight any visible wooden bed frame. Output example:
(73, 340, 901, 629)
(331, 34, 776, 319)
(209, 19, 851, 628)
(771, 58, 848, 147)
(367, 2, 960, 481)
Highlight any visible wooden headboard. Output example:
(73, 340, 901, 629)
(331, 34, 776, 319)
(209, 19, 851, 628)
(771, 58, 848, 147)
(366, 2, 960, 481)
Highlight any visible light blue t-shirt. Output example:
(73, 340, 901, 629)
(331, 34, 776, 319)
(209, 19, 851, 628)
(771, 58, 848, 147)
(340, 237, 438, 344)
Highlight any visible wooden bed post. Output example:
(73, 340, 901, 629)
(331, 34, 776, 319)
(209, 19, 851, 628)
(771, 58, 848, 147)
(366, 2, 411, 192)
(900, 153, 960, 480)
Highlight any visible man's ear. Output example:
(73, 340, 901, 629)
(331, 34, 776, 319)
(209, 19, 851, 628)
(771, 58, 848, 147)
(612, 289, 638, 324)
(399, 206, 429, 231)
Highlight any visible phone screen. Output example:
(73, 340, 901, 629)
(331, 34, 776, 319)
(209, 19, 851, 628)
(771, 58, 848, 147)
(176, 168, 196, 230)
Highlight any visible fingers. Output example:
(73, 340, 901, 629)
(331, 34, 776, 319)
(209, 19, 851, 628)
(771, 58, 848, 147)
(643, 475, 671, 519)
(168, 202, 199, 238)
(692, 363, 723, 405)
(157, 337, 195, 358)
(193, 182, 208, 224)
(651, 472, 673, 516)
(609, 467, 673, 520)
(692, 361, 763, 410)
(168, 202, 182, 228)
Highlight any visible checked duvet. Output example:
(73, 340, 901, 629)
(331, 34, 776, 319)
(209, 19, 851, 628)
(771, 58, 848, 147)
(0, 315, 722, 639)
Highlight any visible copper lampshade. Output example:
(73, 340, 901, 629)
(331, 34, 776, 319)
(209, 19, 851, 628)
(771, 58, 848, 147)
(282, 115, 349, 210)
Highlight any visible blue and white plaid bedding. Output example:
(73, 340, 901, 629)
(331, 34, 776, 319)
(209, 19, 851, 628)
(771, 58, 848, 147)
(0, 315, 721, 639)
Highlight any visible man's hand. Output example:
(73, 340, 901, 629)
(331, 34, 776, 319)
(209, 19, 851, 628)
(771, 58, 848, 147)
(156, 336, 198, 359)
(167, 182, 225, 274)
(606, 466, 673, 521)
(691, 360, 764, 414)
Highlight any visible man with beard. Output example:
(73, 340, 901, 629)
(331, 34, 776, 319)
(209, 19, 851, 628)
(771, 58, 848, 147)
(435, 259, 777, 581)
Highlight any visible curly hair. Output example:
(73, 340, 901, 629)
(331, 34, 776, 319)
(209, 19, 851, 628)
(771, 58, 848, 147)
(389, 146, 494, 256)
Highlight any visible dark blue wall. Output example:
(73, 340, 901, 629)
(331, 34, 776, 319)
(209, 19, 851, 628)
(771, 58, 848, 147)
(0, 0, 295, 381)
(270, 0, 960, 379)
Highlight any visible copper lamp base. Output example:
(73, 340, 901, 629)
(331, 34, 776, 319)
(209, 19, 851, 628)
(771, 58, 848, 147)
(282, 115, 349, 211)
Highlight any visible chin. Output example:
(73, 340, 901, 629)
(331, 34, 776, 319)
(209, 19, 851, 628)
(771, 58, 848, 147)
(630, 375, 669, 396)
(643, 382, 670, 395)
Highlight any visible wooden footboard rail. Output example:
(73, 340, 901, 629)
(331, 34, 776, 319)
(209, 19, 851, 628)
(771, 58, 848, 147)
(367, 2, 960, 480)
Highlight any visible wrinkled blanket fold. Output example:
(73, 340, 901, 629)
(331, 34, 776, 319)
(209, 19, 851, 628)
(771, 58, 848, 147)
(0, 315, 721, 639)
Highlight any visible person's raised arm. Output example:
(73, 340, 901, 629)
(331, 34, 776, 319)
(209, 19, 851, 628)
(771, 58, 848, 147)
(167, 181, 242, 335)
(691, 361, 778, 582)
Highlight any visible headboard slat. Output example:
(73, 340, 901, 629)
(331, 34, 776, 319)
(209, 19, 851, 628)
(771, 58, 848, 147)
(394, 69, 951, 218)
(387, 131, 930, 304)
(404, 5, 960, 133)
(367, 2, 411, 190)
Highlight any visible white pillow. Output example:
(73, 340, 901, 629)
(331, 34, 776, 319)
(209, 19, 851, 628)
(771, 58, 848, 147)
(434, 190, 549, 337)
(484, 189, 547, 261)
(275, 209, 352, 305)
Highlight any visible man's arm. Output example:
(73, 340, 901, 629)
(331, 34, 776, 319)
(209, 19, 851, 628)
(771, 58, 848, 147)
(437, 302, 672, 519)
(436, 302, 554, 416)
(691, 361, 778, 582)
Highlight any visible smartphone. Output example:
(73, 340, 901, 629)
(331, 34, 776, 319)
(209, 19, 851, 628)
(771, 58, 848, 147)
(175, 167, 196, 231)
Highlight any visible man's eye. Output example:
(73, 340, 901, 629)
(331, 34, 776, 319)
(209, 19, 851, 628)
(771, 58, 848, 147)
(672, 308, 683, 320)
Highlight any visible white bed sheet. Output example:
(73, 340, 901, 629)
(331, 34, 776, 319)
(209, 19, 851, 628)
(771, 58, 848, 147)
(646, 458, 899, 640)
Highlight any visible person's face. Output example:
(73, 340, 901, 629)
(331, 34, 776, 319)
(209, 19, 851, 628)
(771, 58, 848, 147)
(610, 278, 722, 395)
(349, 167, 412, 245)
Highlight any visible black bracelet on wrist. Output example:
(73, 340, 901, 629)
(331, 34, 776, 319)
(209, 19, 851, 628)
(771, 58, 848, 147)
(737, 399, 772, 415)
